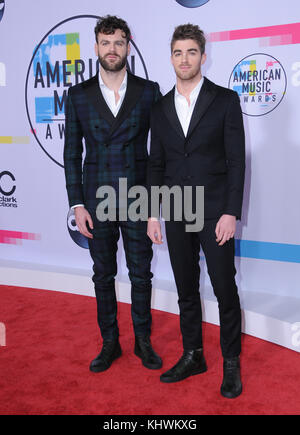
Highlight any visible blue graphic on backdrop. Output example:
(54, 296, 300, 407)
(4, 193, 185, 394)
(176, 0, 209, 8)
(32, 33, 79, 124)
(0, 0, 5, 22)
(231, 60, 253, 96)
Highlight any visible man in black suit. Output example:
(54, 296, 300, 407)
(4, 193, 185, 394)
(147, 24, 245, 398)
(64, 16, 162, 373)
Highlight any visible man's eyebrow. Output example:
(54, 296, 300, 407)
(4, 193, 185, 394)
(173, 48, 199, 53)
(100, 39, 125, 43)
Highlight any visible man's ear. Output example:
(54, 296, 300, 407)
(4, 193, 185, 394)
(94, 42, 98, 57)
(170, 54, 175, 68)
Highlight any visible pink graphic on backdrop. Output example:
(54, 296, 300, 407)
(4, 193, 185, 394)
(208, 22, 300, 47)
(0, 230, 41, 245)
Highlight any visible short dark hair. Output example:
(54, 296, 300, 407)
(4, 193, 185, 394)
(171, 24, 206, 55)
(94, 15, 131, 44)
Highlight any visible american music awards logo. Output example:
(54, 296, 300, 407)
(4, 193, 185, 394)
(25, 15, 149, 168)
(229, 53, 287, 117)
(0, 0, 5, 22)
(176, 0, 210, 7)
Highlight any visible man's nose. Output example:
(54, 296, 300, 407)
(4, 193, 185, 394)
(107, 43, 117, 51)
(182, 52, 188, 62)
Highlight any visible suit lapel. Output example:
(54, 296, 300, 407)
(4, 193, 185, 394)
(162, 88, 185, 140)
(83, 72, 146, 136)
(161, 78, 218, 141)
(109, 71, 146, 136)
(83, 74, 115, 126)
(186, 77, 218, 138)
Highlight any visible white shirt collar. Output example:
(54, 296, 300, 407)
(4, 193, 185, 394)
(98, 69, 128, 92)
(175, 76, 204, 102)
(174, 76, 205, 137)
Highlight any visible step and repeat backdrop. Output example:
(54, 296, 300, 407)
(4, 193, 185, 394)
(1, 1, 300, 346)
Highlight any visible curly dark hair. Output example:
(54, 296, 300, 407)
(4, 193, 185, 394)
(94, 15, 131, 44)
(171, 24, 206, 54)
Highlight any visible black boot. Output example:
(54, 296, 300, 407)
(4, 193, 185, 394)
(89, 339, 122, 373)
(134, 336, 162, 369)
(160, 349, 207, 383)
(220, 356, 242, 398)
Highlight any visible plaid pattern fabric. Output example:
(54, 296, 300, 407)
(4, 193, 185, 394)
(64, 72, 161, 208)
(63, 72, 161, 339)
(88, 219, 153, 340)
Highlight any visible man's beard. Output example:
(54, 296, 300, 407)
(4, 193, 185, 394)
(99, 53, 127, 72)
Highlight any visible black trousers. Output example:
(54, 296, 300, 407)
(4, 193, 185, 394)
(88, 218, 153, 341)
(165, 219, 241, 358)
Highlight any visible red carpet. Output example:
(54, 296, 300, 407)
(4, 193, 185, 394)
(0, 284, 300, 415)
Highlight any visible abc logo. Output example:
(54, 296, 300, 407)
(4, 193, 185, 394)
(67, 208, 89, 249)
(176, 0, 210, 7)
(0, 171, 16, 196)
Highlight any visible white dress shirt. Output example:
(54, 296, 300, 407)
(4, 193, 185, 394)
(174, 77, 204, 136)
(72, 70, 128, 209)
(98, 69, 128, 117)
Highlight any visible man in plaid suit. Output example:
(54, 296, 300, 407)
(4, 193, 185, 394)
(64, 16, 162, 373)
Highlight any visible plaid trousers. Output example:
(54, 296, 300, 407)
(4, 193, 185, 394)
(88, 215, 153, 341)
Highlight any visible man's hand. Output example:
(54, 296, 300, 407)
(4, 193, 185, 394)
(74, 206, 94, 239)
(147, 218, 163, 245)
(215, 214, 236, 246)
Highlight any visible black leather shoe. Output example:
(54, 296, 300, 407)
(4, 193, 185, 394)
(89, 339, 122, 373)
(160, 349, 207, 383)
(220, 356, 242, 398)
(134, 336, 162, 369)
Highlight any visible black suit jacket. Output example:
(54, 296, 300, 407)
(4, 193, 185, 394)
(148, 77, 245, 220)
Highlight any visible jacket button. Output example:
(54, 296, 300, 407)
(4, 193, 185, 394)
(103, 143, 109, 147)
(184, 153, 189, 157)
(125, 163, 130, 168)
